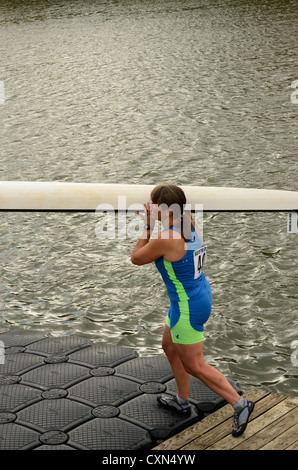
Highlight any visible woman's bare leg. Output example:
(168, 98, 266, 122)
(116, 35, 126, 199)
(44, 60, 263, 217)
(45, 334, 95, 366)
(161, 327, 254, 437)
(174, 341, 240, 405)
(161, 325, 190, 400)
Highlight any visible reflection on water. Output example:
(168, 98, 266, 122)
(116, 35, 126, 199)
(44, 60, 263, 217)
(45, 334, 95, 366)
(0, 0, 297, 396)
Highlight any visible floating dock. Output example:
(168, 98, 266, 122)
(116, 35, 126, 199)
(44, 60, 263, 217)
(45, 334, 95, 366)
(0, 329, 242, 450)
(154, 388, 298, 450)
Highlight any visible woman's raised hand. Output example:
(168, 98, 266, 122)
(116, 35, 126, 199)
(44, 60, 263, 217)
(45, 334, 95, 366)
(136, 202, 158, 229)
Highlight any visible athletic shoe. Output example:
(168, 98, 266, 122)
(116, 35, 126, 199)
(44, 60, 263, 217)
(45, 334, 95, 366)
(157, 395, 191, 415)
(232, 400, 255, 437)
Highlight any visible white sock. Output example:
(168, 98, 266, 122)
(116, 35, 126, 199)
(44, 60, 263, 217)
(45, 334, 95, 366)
(233, 397, 247, 413)
(176, 395, 189, 405)
(233, 398, 249, 425)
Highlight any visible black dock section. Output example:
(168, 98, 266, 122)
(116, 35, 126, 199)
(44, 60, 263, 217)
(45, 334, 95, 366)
(0, 329, 242, 450)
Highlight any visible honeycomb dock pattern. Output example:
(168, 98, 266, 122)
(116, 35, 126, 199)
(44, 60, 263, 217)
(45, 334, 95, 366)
(0, 329, 242, 450)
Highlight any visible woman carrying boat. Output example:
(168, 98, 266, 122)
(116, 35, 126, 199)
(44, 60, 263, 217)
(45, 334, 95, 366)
(131, 183, 254, 437)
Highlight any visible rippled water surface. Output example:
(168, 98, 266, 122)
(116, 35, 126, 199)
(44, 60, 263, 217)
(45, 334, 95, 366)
(0, 0, 297, 396)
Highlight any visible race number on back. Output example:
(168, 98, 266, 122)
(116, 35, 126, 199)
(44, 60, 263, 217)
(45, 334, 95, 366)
(193, 245, 207, 279)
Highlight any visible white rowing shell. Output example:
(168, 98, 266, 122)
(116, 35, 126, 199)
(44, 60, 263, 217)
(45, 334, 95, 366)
(0, 181, 297, 211)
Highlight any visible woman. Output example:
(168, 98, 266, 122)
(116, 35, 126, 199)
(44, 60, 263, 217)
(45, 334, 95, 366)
(131, 184, 254, 437)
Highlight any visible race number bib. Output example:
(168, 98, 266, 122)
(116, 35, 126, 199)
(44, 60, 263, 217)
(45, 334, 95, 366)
(193, 245, 207, 279)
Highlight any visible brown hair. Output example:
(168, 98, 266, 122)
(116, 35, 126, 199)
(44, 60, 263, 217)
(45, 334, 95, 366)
(150, 184, 192, 241)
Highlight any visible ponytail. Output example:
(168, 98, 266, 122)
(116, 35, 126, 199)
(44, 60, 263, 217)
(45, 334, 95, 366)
(181, 210, 192, 242)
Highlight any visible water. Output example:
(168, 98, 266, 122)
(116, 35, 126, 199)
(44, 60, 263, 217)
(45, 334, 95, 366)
(0, 0, 297, 396)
